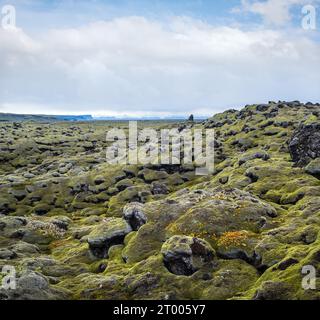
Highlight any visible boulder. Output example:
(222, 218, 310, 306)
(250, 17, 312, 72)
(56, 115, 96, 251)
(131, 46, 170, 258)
(239, 151, 270, 166)
(138, 169, 169, 183)
(161, 235, 215, 276)
(123, 202, 147, 231)
(10, 189, 27, 201)
(289, 123, 320, 166)
(18, 271, 49, 291)
(151, 181, 169, 195)
(87, 218, 132, 258)
(94, 176, 105, 185)
(305, 158, 320, 179)
(256, 104, 270, 112)
(231, 138, 257, 151)
(253, 281, 294, 300)
(0, 248, 17, 260)
(0, 197, 16, 215)
(0, 271, 68, 300)
(115, 179, 134, 191)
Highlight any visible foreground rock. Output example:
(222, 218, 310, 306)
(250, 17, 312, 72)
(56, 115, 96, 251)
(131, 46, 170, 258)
(123, 202, 147, 231)
(161, 235, 215, 276)
(305, 158, 320, 179)
(87, 218, 132, 259)
(0, 271, 68, 300)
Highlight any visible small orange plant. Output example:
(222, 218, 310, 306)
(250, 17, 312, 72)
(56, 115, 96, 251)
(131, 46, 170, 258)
(218, 230, 250, 248)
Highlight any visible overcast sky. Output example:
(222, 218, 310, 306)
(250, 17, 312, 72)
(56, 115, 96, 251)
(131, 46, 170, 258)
(0, 0, 319, 117)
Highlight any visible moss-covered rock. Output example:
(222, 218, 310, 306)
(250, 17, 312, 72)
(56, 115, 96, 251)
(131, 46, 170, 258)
(87, 218, 132, 259)
(161, 235, 215, 276)
(123, 202, 147, 231)
(305, 158, 320, 179)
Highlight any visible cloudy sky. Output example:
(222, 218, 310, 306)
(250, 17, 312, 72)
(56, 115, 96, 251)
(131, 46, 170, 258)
(0, 0, 319, 117)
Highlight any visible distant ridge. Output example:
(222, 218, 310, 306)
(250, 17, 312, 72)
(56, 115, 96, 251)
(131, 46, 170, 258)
(0, 113, 93, 122)
(93, 115, 208, 121)
(0, 113, 208, 122)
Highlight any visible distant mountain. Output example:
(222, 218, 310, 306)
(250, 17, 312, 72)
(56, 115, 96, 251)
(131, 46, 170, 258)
(0, 112, 208, 122)
(0, 113, 93, 122)
(54, 115, 93, 121)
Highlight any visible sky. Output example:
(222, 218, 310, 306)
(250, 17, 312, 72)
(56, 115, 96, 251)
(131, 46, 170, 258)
(0, 0, 319, 117)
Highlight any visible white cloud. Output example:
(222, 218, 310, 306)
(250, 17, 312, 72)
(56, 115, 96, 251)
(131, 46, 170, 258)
(0, 16, 320, 116)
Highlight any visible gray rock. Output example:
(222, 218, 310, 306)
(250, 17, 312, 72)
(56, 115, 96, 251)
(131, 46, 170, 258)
(253, 281, 294, 300)
(0, 216, 27, 231)
(23, 173, 35, 179)
(239, 151, 270, 165)
(18, 271, 49, 291)
(115, 179, 134, 191)
(10, 189, 27, 201)
(88, 218, 132, 259)
(10, 242, 40, 255)
(289, 123, 320, 166)
(151, 181, 169, 195)
(0, 248, 17, 260)
(305, 158, 320, 179)
(49, 216, 71, 231)
(161, 235, 215, 276)
(123, 202, 147, 231)
(0, 270, 68, 300)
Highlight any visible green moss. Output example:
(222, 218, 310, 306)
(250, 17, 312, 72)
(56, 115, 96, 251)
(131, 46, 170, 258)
(1, 104, 320, 300)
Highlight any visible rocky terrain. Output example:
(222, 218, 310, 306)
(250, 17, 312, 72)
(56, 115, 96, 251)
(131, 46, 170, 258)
(0, 101, 320, 300)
